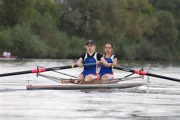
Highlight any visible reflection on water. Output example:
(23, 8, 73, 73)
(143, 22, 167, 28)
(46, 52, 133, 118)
(0, 59, 180, 120)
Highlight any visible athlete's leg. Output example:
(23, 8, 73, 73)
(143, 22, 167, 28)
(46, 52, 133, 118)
(81, 74, 93, 84)
(82, 74, 100, 84)
(77, 73, 84, 83)
(101, 74, 114, 81)
(101, 74, 108, 81)
(77, 73, 84, 80)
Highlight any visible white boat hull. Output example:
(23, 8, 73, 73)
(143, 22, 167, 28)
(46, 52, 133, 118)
(26, 81, 147, 90)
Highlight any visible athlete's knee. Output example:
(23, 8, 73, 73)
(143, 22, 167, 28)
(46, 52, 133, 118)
(101, 75, 108, 80)
(84, 75, 92, 81)
(77, 74, 84, 82)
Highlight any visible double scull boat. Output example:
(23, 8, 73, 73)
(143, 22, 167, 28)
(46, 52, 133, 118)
(26, 81, 147, 90)
(0, 63, 179, 91)
(26, 74, 149, 90)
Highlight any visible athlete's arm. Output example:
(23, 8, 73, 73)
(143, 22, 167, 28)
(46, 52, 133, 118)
(76, 58, 83, 67)
(97, 53, 111, 67)
(76, 54, 85, 67)
(100, 57, 111, 67)
(112, 57, 117, 67)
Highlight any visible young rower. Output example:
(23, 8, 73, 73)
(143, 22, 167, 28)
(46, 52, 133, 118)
(99, 42, 117, 81)
(76, 40, 111, 84)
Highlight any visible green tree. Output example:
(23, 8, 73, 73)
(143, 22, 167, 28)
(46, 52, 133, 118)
(0, 0, 36, 27)
(0, 29, 13, 53)
(61, 0, 127, 39)
(0, 0, 179, 60)
(9, 23, 48, 58)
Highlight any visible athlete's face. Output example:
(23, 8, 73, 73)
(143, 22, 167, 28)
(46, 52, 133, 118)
(104, 44, 112, 54)
(86, 44, 96, 53)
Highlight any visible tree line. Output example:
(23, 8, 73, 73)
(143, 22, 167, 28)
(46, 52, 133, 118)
(0, 0, 179, 61)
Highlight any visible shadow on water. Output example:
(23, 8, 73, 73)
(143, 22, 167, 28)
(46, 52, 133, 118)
(0, 88, 26, 93)
(79, 87, 149, 94)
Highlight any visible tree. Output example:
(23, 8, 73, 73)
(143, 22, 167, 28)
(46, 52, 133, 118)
(0, 0, 36, 27)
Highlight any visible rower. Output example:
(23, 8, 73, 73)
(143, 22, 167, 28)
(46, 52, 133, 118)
(99, 42, 118, 82)
(76, 40, 111, 84)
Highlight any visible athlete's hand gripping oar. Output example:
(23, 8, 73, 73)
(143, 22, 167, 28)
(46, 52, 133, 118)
(114, 66, 180, 82)
(0, 63, 96, 77)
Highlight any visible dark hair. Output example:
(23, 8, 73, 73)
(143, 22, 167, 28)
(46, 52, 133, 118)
(104, 42, 113, 48)
(104, 42, 114, 54)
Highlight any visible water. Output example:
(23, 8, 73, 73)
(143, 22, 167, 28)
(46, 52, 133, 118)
(0, 59, 180, 120)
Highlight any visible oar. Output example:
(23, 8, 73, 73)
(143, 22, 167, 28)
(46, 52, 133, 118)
(0, 63, 96, 77)
(53, 71, 77, 78)
(114, 66, 180, 82)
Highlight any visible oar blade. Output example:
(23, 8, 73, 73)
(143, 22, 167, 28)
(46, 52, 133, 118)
(0, 70, 31, 77)
(146, 72, 180, 82)
(114, 66, 180, 82)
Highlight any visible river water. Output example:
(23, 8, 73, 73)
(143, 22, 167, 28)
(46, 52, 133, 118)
(0, 59, 180, 120)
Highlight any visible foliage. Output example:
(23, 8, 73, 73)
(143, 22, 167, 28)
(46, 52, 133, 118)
(9, 23, 48, 58)
(0, 29, 13, 53)
(0, 0, 35, 27)
(0, 0, 179, 61)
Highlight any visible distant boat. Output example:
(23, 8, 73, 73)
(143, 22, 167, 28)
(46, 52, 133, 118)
(0, 51, 17, 61)
(0, 56, 17, 61)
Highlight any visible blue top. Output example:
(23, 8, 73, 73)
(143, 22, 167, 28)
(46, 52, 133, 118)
(99, 55, 116, 77)
(79, 52, 102, 77)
